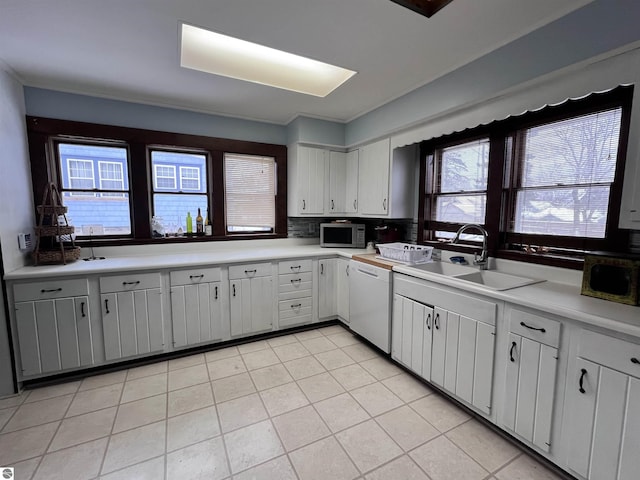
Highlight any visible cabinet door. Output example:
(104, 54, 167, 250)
(336, 259, 350, 322)
(101, 289, 164, 361)
(444, 312, 460, 393)
(455, 315, 476, 403)
(318, 259, 337, 319)
(359, 139, 390, 215)
(345, 150, 359, 214)
(329, 151, 347, 214)
(230, 278, 273, 336)
(508, 336, 556, 450)
(171, 282, 222, 348)
(56, 297, 93, 370)
(298, 146, 326, 215)
(421, 306, 434, 382)
(392, 295, 427, 377)
(472, 321, 495, 415)
(15, 301, 42, 376)
(431, 307, 448, 388)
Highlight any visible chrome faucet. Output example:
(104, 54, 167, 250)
(451, 224, 489, 270)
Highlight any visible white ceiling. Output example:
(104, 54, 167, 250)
(0, 0, 595, 125)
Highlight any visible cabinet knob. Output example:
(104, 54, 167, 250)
(81, 302, 86, 318)
(509, 341, 517, 362)
(434, 313, 440, 330)
(426, 313, 431, 330)
(383, 198, 387, 211)
(302, 199, 306, 210)
(104, 299, 110, 314)
(354, 199, 357, 210)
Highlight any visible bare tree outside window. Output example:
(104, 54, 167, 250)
(513, 108, 621, 238)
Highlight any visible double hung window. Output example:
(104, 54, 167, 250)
(420, 86, 632, 263)
(57, 142, 131, 235)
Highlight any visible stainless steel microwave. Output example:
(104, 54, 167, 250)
(581, 252, 640, 305)
(320, 223, 365, 248)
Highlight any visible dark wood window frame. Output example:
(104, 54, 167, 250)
(418, 85, 634, 269)
(26, 116, 288, 246)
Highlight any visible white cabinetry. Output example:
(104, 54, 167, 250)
(170, 267, 226, 349)
(229, 262, 274, 336)
(278, 259, 313, 328)
(393, 274, 496, 415)
(288, 145, 327, 215)
(318, 258, 337, 319)
(358, 139, 415, 218)
(328, 151, 359, 214)
(336, 258, 350, 323)
(13, 279, 93, 377)
(564, 330, 640, 480)
(502, 309, 560, 453)
(100, 273, 165, 361)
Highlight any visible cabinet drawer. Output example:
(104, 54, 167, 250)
(279, 288, 312, 301)
(228, 262, 272, 279)
(278, 259, 312, 274)
(509, 309, 561, 348)
(279, 272, 312, 286)
(14, 278, 89, 302)
(170, 267, 221, 286)
(578, 330, 640, 379)
(100, 272, 161, 293)
(279, 296, 313, 312)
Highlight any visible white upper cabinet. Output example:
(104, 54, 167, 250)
(327, 150, 359, 215)
(358, 139, 415, 218)
(288, 145, 327, 215)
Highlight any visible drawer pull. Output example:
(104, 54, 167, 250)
(41, 288, 62, 293)
(632, 357, 640, 365)
(215, 286, 218, 300)
(520, 321, 546, 333)
(189, 274, 204, 280)
(290, 278, 302, 284)
(244, 269, 257, 274)
(290, 265, 302, 271)
(105, 299, 110, 314)
(122, 281, 141, 286)
(579, 368, 587, 394)
(291, 303, 302, 309)
(81, 302, 86, 318)
(434, 313, 440, 330)
(426, 313, 431, 330)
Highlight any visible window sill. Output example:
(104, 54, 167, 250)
(73, 232, 287, 248)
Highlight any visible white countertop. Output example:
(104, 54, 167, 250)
(393, 264, 640, 339)
(5, 239, 639, 339)
(4, 241, 364, 281)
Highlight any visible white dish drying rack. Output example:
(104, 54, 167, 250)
(376, 242, 433, 265)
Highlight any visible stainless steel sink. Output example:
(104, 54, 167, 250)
(454, 270, 545, 291)
(413, 262, 477, 276)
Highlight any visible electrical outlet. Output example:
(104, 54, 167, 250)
(18, 232, 32, 251)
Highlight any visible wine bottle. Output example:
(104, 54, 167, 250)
(205, 210, 212, 236)
(196, 208, 204, 234)
(186, 212, 193, 234)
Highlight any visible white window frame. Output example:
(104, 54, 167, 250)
(153, 164, 176, 190)
(98, 161, 124, 189)
(179, 166, 201, 191)
(67, 158, 96, 196)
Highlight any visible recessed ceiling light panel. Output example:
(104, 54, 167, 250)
(180, 23, 356, 97)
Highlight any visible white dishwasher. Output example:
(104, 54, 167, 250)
(349, 260, 392, 353)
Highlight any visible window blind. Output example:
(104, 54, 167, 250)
(224, 153, 276, 232)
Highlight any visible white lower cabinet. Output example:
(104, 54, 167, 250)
(170, 267, 224, 348)
(502, 309, 560, 453)
(13, 278, 93, 377)
(392, 274, 496, 415)
(278, 259, 313, 328)
(229, 263, 274, 336)
(318, 258, 337, 319)
(565, 330, 640, 480)
(100, 273, 165, 361)
(336, 258, 350, 323)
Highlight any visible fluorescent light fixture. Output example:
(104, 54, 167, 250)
(180, 23, 356, 97)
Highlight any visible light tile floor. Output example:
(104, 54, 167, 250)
(0, 324, 567, 480)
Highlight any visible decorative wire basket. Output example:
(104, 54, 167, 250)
(377, 242, 433, 264)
